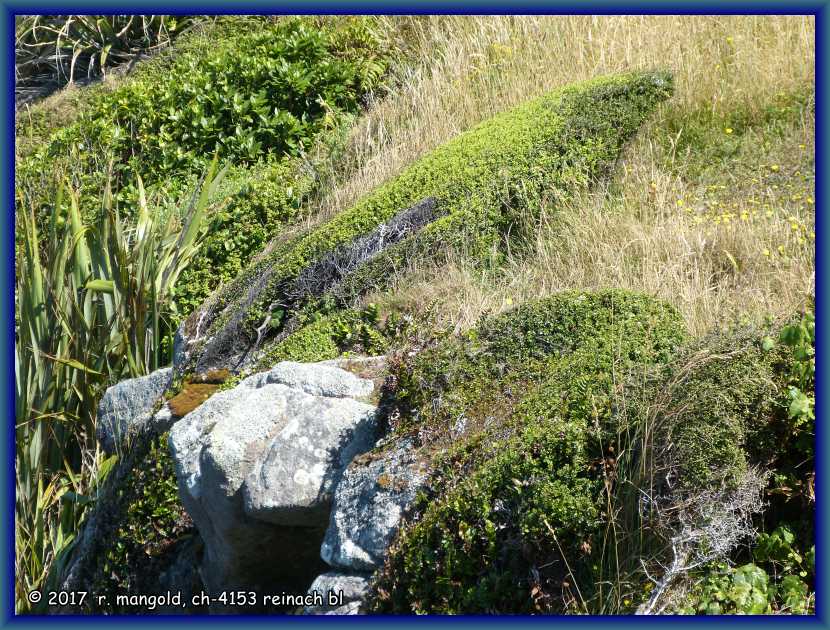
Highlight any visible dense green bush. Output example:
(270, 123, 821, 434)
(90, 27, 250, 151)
(369, 290, 687, 613)
(17, 16, 393, 319)
(370, 294, 816, 614)
(612, 305, 815, 614)
(173, 158, 315, 316)
(627, 330, 784, 496)
(18, 16, 390, 189)
(91, 433, 194, 612)
(186, 71, 674, 370)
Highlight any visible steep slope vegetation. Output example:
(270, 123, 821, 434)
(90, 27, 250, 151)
(178, 71, 674, 371)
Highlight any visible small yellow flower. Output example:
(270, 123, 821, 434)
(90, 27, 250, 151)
(799, 144, 806, 150)
(778, 245, 785, 254)
(806, 196, 814, 205)
(624, 599, 631, 606)
(741, 212, 749, 221)
(766, 210, 774, 218)
(799, 238, 806, 245)
(726, 36, 734, 44)
(763, 248, 771, 257)
(505, 297, 513, 305)
(725, 127, 733, 134)
(811, 231, 816, 239)
(770, 164, 780, 172)
(676, 199, 684, 207)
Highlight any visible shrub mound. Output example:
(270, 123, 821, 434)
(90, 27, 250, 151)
(368, 289, 687, 613)
(369, 295, 814, 614)
(182, 70, 675, 371)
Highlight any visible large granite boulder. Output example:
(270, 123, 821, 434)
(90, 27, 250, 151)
(96, 367, 173, 455)
(168, 360, 381, 600)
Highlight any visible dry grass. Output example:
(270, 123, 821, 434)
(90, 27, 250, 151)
(311, 15, 815, 335)
(371, 110, 814, 335)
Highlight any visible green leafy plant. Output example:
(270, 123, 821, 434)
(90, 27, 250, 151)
(17, 16, 393, 323)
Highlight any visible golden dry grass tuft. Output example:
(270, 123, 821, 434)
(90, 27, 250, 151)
(310, 15, 815, 334)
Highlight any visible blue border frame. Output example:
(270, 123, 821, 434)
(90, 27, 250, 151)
(3, 3, 826, 627)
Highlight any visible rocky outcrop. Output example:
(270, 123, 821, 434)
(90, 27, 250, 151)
(168, 360, 382, 605)
(296, 437, 429, 614)
(320, 437, 428, 572)
(96, 367, 173, 455)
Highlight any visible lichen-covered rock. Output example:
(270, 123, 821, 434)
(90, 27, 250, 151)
(320, 438, 428, 572)
(168, 360, 381, 598)
(96, 367, 173, 455)
(244, 360, 375, 399)
(304, 572, 371, 615)
(242, 395, 377, 526)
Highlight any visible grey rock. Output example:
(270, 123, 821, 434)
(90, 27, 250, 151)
(168, 360, 381, 597)
(242, 395, 377, 526)
(321, 438, 428, 572)
(245, 361, 375, 399)
(157, 535, 204, 614)
(304, 572, 370, 615)
(96, 367, 173, 455)
(322, 601, 363, 615)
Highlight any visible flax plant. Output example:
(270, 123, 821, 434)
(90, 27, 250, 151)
(15, 158, 226, 611)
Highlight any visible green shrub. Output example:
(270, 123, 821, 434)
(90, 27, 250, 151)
(393, 290, 686, 438)
(630, 330, 783, 495)
(369, 290, 687, 613)
(17, 16, 394, 321)
(91, 433, 194, 612)
(173, 158, 315, 315)
(18, 16, 390, 192)
(615, 306, 815, 615)
(188, 71, 674, 370)
(261, 302, 401, 365)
